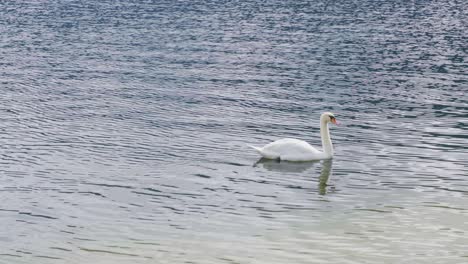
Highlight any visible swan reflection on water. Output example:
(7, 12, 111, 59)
(254, 158, 333, 195)
(318, 159, 333, 195)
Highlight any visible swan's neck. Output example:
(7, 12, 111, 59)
(320, 120, 333, 157)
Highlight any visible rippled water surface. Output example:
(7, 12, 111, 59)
(1, 0, 467, 263)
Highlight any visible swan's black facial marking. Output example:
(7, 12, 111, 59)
(328, 114, 337, 124)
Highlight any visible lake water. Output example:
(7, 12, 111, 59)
(0, 0, 467, 263)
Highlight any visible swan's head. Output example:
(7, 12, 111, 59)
(321, 112, 338, 125)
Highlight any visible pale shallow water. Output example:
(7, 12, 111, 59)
(0, 0, 467, 263)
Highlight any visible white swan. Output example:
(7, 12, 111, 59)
(249, 112, 338, 161)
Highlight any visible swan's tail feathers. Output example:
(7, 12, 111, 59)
(248, 145, 280, 160)
(248, 145, 263, 153)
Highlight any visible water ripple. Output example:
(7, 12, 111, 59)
(0, 0, 467, 263)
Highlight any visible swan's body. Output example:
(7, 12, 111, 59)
(250, 112, 337, 161)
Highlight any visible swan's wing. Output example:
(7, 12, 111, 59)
(262, 138, 317, 151)
(251, 138, 325, 161)
(262, 138, 320, 157)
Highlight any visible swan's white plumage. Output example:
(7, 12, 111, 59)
(250, 112, 337, 161)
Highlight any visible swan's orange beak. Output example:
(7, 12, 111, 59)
(331, 118, 338, 125)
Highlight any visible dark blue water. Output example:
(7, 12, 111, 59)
(0, 1, 467, 263)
